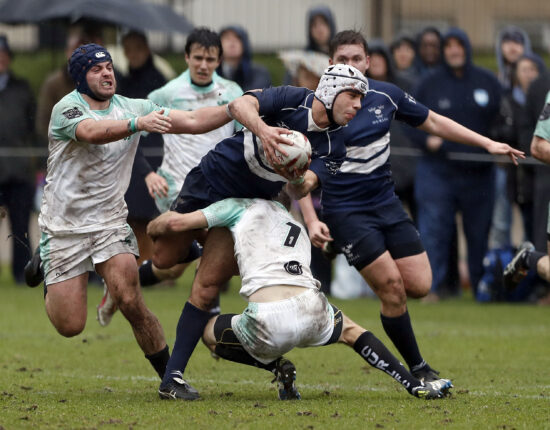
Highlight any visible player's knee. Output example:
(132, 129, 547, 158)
(406, 279, 431, 299)
(55, 319, 86, 337)
(380, 276, 407, 307)
(190, 283, 220, 311)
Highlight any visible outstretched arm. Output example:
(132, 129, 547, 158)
(228, 94, 292, 165)
(168, 105, 232, 134)
(75, 109, 171, 144)
(418, 110, 525, 165)
(147, 210, 208, 239)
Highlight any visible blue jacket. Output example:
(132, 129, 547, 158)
(413, 27, 501, 168)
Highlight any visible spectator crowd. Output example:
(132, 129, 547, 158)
(1, 6, 549, 305)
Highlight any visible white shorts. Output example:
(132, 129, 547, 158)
(231, 288, 337, 364)
(40, 224, 139, 285)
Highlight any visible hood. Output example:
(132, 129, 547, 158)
(220, 25, 252, 62)
(306, 5, 336, 53)
(441, 27, 473, 74)
(495, 25, 532, 73)
(367, 39, 396, 82)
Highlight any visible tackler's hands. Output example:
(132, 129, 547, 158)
(307, 219, 333, 249)
(137, 109, 172, 134)
(485, 140, 525, 166)
(145, 172, 169, 199)
(258, 124, 294, 166)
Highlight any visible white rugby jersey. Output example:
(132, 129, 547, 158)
(148, 70, 242, 190)
(39, 90, 169, 234)
(201, 198, 320, 298)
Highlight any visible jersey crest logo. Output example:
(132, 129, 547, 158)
(404, 93, 417, 104)
(539, 103, 550, 121)
(284, 261, 303, 275)
(62, 107, 84, 119)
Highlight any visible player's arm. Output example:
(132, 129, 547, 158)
(147, 210, 208, 239)
(284, 169, 318, 200)
(75, 109, 171, 144)
(228, 93, 292, 165)
(297, 193, 333, 249)
(168, 105, 232, 134)
(531, 136, 550, 164)
(417, 110, 525, 165)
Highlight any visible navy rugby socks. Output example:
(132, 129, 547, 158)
(353, 331, 422, 394)
(380, 309, 425, 371)
(161, 301, 212, 387)
(146, 345, 170, 379)
(139, 260, 160, 287)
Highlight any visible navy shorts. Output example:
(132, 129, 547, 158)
(323, 198, 424, 271)
(169, 166, 226, 263)
(170, 166, 226, 214)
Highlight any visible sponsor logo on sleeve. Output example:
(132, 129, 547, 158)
(284, 261, 303, 275)
(62, 107, 84, 119)
(539, 103, 550, 121)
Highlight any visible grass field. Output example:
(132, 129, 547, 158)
(1, 268, 549, 430)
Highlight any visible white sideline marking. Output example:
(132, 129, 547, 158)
(29, 372, 550, 400)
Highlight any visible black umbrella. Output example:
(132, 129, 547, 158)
(0, 0, 193, 33)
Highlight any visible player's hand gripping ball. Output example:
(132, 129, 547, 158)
(273, 130, 312, 169)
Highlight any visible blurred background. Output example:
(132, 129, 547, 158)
(1, 0, 550, 303)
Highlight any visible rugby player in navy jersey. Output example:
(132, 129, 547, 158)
(298, 31, 524, 383)
(152, 64, 369, 399)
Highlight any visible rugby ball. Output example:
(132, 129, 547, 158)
(274, 130, 311, 169)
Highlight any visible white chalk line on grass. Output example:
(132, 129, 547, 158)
(26, 372, 550, 400)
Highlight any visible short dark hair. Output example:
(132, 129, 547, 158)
(184, 27, 223, 58)
(329, 30, 369, 58)
(122, 30, 148, 47)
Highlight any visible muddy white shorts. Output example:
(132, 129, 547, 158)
(39, 224, 139, 285)
(231, 288, 341, 364)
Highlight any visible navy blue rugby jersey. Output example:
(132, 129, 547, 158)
(199, 86, 345, 200)
(321, 79, 429, 214)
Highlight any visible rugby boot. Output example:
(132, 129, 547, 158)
(412, 378, 453, 399)
(24, 246, 43, 287)
(503, 241, 535, 290)
(158, 371, 200, 400)
(272, 358, 301, 400)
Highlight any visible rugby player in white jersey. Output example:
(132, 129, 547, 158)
(24, 43, 234, 381)
(147, 192, 452, 400)
(151, 65, 368, 398)
(96, 28, 243, 325)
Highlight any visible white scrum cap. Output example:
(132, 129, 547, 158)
(314, 64, 369, 110)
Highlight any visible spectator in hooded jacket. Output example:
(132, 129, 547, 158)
(413, 28, 502, 300)
(0, 35, 37, 284)
(491, 53, 545, 244)
(496, 26, 532, 90)
(490, 26, 533, 250)
(217, 25, 271, 91)
(305, 5, 336, 55)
